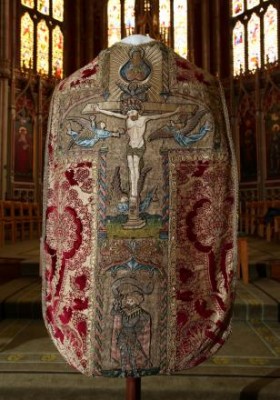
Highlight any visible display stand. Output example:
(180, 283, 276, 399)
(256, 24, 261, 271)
(126, 377, 141, 400)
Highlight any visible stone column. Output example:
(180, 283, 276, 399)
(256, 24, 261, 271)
(0, 0, 12, 199)
(212, 0, 221, 76)
(120, 0, 126, 38)
(187, 0, 195, 63)
(201, 0, 210, 72)
(36, 76, 43, 203)
(85, 0, 94, 63)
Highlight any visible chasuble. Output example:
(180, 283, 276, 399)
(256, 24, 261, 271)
(42, 35, 238, 377)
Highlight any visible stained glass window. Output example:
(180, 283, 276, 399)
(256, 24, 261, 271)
(247, 0, 259, 9)
(233, 21, 245, 74)
(232, 0, 278, 75)
(53, 0, 64, 22)
(247, 13, 260, 69)
(37, 20, 49, 74)
(20, 0, 64, 78)
(20, 13, 34, 69)
(52, 26, 63, 78)
(264, 5, 278, 63)
(125, 0, 135, 36)
(108, 0, 121, 47)
(21, 0, 34, 8)
(37, 0, 50, 15)
(173, 0, 188, 59)
(159, 0, 171, 44)
(232, 0, 244, 16)
(107, 0, 187, 58)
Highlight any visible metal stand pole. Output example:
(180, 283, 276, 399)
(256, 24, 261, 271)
(126, 377, 141, 400)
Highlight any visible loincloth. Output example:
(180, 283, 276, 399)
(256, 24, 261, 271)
(126, 144, 146, 158)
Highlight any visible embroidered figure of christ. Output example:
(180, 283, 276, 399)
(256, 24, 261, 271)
(89, 104, 179, 229)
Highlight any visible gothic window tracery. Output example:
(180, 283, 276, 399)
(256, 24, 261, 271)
(159, 0, 171, 45)
(21, 12, 34, 69)
(173, 0, 188, 59)
(231, 0, 279, 75)
(37, 0, 50, 15)
(107, 0, 188, 59)
(22, 0, 35, 9)
(264, 5, 278, 63)
(125, 0, 136, 36)
(247, 13, 261, 69)
(232, 20, 245, 74)
(20, 0, 64, 78)
(107, 0, 121, 47)
(37, 19, 49, 75)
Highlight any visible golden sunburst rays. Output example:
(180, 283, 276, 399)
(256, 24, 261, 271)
(107, 43, 164, 105)
(144, 44, 163, 103)
(108, 46, 129, 100)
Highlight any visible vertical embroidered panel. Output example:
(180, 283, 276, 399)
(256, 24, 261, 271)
(169, 151, 235, 370)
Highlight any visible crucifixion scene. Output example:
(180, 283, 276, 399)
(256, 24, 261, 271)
(68, 99, 212, 233)
(63, 44, 213, 234)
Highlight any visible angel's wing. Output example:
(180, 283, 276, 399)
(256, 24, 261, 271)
(178, 105, 199, 124)
(95, 113, 127, 134)
(67, 117, 93, 137)
(117, 81, 131, 95)
(179, 109, 209, 136)
(138, 166, 152, 194)
(148, 125, 175, 142)
(111, 166, 128, 198)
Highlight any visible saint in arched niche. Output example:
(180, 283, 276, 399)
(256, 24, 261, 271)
(14, 123, 33, 181)
(110, 267, 155, 376)
(120, 47, 151, 82)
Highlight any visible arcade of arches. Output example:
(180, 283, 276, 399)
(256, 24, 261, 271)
(1, 0, 280, 222)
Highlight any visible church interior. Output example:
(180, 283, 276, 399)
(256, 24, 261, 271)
(1, 0, 280, 398)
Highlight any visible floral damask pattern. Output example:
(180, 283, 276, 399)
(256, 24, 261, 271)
(173, 158, 235, 368)
(46, 206, 82, 253)
(58, 58, 99, 91)
(43, 161, 96, 374)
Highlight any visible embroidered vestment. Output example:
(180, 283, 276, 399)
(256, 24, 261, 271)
(42, 37, 237, 377)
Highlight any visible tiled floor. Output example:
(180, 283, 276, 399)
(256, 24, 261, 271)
(0, 237, 280, 399)
(1, 236, 280, 280)
(0, 239, 40, 263)
(248, 236, 280, 264)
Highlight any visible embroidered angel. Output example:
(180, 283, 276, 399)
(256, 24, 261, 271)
(66, 115, 122, 150)
(148, 108, 212, 146)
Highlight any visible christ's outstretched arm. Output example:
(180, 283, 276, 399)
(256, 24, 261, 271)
(93, 104, 127, 119)
(145, 107, 180, 121)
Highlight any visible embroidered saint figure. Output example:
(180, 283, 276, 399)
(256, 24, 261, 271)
(111, 276, 153, 376)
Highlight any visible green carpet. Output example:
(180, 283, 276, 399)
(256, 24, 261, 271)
(0, 319, 280, 377)
(0, 277, 280, 399)
(0, 277, 279, 321)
